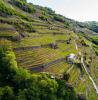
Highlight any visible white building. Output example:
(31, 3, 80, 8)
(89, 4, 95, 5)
(67, 53, 76, 64)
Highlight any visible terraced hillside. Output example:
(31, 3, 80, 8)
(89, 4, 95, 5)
(0, 0, 98, 100)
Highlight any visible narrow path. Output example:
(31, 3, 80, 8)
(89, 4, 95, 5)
(81, 57, 98, 94)
(74, 41, 78, 50)
(74, 39, 98, 94)
(66, 65, 74, 73)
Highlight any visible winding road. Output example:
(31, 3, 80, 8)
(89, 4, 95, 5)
(74, 39, 98, 94)
(81, 57, 98, 94)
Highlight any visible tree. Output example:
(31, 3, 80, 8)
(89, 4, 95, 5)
(0, 47, 18, 86)
(56, 79, 78, 100)
(63, 72, 70, 81)
(0, 86, 15, 100)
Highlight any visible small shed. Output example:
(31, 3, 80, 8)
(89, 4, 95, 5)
(66, 53, 76, 64)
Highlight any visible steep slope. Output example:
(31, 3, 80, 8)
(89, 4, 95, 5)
(0, 0, 98, 100)
(84, 21, 98, 33)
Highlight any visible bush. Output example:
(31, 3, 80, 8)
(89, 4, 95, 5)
(43, 7, 55, 15)
(0, 86, 15, 100)
(63, 72, 70, 81)
(39, 15, 48, 21)
(0, 1, 16, 15)
(53, 14, 65, 22)
(11, 0, 36, 13)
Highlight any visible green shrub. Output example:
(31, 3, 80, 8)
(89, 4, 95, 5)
(0, 86, 15, 100)
(53, 14, 65, 22)
(39, 15, 48, 21)
(0, 1, 16, 15)
(11, 0, 36, 13)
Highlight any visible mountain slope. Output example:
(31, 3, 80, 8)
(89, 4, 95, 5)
(84, 21, 98, 33)
(0, 0, 98, 100)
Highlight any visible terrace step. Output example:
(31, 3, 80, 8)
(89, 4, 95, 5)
(29, 57, 65, 72)
(13, 46, 41, 51)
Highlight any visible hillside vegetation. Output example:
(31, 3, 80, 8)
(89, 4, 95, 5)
(0, 43, 78, 100)
(0, 0, 98, 100)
